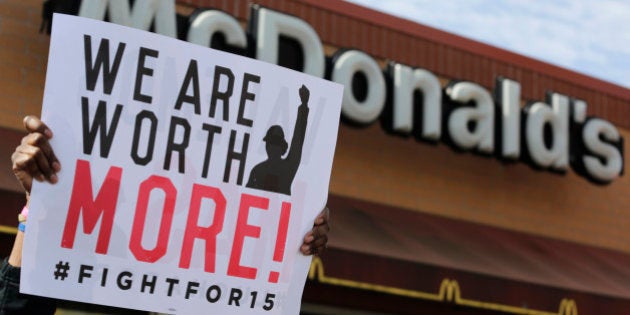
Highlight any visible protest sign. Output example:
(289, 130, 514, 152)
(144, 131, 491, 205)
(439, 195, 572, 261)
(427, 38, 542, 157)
(21, 13, 343, 314)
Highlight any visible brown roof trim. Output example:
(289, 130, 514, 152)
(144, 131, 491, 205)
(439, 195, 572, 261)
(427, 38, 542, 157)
(325, 194, 630, 300)
(307, 249, 630, 315)
(300, 0, 630, 101)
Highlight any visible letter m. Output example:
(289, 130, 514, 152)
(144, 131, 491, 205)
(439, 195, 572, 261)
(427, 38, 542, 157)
(61, 159, 122, 254)
(79, 0, 176, 37)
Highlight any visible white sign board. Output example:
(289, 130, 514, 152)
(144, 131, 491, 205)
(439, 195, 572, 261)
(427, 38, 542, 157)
(22, 14, 342, 315)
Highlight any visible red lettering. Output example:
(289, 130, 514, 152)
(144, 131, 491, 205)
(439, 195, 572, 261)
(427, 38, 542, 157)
(179, 184, 226, 272)
(227, 193, 268, 279)
(61, 159, 122, 254)
(268, 202, 291, 283)
(273, 202, 291, 262)
(129, 175, 177, 262)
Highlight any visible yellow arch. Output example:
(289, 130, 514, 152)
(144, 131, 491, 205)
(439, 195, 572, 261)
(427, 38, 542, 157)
(308, 257, 577, 315)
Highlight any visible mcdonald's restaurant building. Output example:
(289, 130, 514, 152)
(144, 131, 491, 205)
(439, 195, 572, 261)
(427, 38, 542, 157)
(1, 0, 629, 314)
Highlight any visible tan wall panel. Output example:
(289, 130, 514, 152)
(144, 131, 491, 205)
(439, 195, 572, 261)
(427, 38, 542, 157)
(329, 124, 630, 253)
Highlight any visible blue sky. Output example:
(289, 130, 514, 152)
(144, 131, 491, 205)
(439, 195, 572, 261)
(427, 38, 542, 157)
(344, 0, 630, 88)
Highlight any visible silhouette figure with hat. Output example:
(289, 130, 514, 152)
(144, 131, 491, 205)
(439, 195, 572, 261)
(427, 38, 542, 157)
(247, 85, 310, 195)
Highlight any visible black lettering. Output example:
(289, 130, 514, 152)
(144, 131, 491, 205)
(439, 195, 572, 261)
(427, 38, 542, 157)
(237, 73, 259, 127)
(223, 130, 249, 185)
(165, 278, 179, 297)
(141, 274, 157, 294)
(84, 35, 126, 94)
(78, 264, 93, 284)
(209, 66, 234, 121)
(228, 288, 242, 306)
(131, 110, 158, 165)
(100, 267, 108, 287)
(81, 97, 123, 158)
(164, 116, 191, 173)
(206, 285, 221, 303)
(201, 123, 222, 178)
(249, 291, 258, 308)
(134, 47, 159, 103)
(117, 271, 133, 290)
(185, 281, 199, 299)
(263, 293, 275, 311)
(174, 59, 201, 114)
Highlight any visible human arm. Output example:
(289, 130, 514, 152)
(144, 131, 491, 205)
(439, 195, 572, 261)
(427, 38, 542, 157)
(285, 85, 310, 166)
(1, 116, 59, 314)
(8, 115, 60, 267)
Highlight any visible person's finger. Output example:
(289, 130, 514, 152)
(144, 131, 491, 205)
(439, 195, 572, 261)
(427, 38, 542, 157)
(308, 225, 329, 255)
(23, 116, 52, 139)
(312, 223, 321, 241)
(13, 144, 44, 181)
(300, 231, 314, 255)
(301, 207, 331, 256)
(303, 231, 314, 244)
(314, 215, 325, 226)
(29, 133, 61, 172)
(314, 207, 330, 226)
(11, 150, 35, 192)
(309, 234, 328, 252)
(300, 244, 312, 255)
(21, 143, 57, 183)
(313, 220, 330, 237)
(23, 132, 60, 175)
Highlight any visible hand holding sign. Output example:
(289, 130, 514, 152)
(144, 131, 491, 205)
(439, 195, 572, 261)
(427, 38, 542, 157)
(11, 116, 60, 194)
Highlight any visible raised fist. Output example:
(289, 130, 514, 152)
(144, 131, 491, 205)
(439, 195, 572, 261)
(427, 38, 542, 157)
(299, 84, 310, 105)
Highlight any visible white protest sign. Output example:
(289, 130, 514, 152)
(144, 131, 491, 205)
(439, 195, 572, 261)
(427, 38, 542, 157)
(22, 14, 342, 315)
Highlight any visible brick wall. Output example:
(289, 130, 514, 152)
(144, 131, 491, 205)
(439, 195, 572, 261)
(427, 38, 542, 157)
(0, 0, 49, 130)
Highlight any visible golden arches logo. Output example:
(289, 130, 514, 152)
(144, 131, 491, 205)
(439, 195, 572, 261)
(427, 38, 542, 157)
(308, 256, 324, 280)
(559, 299, 578, 315)
(308, 257, 579, 315)
(438, 279, 461, 302)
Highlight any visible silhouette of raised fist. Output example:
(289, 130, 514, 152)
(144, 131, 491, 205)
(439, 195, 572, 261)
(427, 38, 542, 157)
(299, 84, 310, 105)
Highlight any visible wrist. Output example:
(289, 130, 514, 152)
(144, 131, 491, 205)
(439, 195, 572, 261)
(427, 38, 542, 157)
(17, 205, 28, 232)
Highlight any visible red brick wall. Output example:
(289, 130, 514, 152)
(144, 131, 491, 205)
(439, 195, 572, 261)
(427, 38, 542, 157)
(0, 0, 49, 130)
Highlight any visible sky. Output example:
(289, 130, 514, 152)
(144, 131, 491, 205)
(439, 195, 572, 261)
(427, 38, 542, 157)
(344, 0, 630, 88)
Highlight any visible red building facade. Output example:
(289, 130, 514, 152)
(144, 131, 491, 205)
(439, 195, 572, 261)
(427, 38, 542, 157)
(1, 1, 629, 314)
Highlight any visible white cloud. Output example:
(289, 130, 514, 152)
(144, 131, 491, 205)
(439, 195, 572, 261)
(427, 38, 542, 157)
(345, 0, 630, 87)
